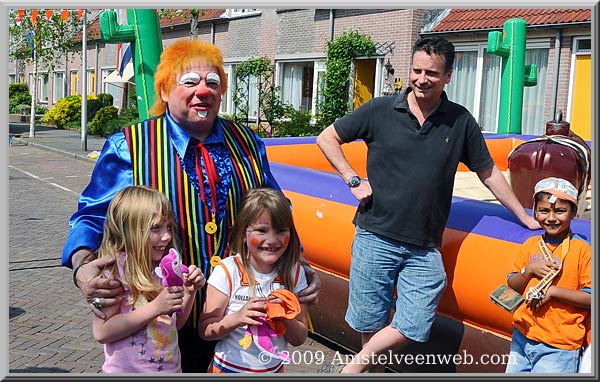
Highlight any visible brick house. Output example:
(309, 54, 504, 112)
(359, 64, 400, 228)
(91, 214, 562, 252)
(8, 8, 592, 138)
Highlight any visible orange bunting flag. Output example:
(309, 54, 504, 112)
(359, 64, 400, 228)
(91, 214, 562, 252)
(18, 9, 25, 19)
(77, 9, 84, 21)
(31, 10, 39, 25)
(61, 9, 70, 21)
(45, 10, 54, 21)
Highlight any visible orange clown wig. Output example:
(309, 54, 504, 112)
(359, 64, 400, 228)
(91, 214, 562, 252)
(149, 39, 228, 116)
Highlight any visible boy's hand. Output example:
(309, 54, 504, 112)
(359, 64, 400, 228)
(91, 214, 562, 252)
(529, 286, 556, 311)
(183, 265, 206, 293)
(527, 260, 559, 278)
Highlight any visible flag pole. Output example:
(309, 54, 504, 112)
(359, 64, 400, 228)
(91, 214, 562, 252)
(81, 9, 87, 151)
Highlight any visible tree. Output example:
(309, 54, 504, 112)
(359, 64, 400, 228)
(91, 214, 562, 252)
(158, 9, 206, 38)
(8, 9, 87, 137)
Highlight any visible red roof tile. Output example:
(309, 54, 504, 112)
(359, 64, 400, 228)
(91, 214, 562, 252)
(77, 9, 226, 41)
(431, 8, 591, 32)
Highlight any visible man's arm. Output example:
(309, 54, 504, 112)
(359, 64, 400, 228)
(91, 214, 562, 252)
(316, 125, 372, 204)
(476, 165, 541, 230)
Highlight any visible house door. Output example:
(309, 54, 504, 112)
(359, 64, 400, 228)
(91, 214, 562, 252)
(353, 59, 376, 109)
(569, 54, 591, 140)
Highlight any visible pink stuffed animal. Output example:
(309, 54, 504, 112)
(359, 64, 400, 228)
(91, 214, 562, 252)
(155, 248, 189, 314)
(239, 316, 290, 362)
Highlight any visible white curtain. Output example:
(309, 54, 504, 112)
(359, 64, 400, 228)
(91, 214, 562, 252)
(522, 48, 548, 135)
(281, 62, 304, 109)
(479, 52, 501, 132)
(445, 51, 477, 117)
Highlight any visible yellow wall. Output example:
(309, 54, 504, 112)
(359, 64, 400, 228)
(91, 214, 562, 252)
(570, 54, 591, 140)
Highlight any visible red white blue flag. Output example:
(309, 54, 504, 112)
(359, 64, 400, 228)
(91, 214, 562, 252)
(117, 42, 132, 77)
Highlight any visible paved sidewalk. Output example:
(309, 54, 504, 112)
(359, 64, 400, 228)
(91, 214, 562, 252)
(10, 123, 106, 163)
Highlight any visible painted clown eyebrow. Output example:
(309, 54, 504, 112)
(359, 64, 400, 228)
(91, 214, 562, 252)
(177, 71, 221, 86)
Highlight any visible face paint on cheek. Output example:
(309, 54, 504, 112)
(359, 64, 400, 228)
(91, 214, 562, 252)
(249, 237, 260, 248)
(283, 235, 290, 246)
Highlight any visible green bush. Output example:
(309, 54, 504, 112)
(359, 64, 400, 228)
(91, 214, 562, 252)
(118, 107, 139, 122)
(35, 105, 48, 116)
(86, 96, 102, 122)
(9, 83, 32, 114)
(97, 93, 114, 108)
(43, 95, 81, 129)
(90, 106, 119, 136)
(63, 120, 81, 132)
(273, 107, 320, 137)
(9, 83, 29, 98)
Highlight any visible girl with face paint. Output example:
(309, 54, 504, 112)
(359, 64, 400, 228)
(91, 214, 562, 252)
(199, 188, 309, 373)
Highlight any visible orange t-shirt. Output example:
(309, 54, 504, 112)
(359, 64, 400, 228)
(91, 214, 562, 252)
(511, 234, 591, 350)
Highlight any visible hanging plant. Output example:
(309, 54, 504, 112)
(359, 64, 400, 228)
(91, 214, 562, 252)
(317, 30, 376, 128)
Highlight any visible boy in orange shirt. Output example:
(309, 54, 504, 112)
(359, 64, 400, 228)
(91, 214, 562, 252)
(505, 177, 591, 373)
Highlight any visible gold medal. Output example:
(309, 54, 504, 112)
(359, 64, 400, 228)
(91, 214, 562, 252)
(205, 221, 218, 234)
(210, 256, 221, 267)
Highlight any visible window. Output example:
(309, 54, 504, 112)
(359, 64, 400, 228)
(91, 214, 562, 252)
(70, 71, 78, 95)
(280, 61, 315, 113)
(38, 73, 49, 103)
(87, 70, 96, 96)
(220, 66, 231, 114)
(102, 68, 122, 108)
(9, 74, 16, 83)
(53, 72, 65, 101)
(225, 9, 260, 18)
(229, 64, 259, 121)
(445, 41, 549, 135)
(314, 61, 326, 114)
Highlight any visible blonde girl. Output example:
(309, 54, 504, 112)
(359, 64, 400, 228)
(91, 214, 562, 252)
(91, 186, 205, 373)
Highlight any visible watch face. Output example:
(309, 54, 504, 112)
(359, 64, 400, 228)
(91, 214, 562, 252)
(348, 176, 361, 187)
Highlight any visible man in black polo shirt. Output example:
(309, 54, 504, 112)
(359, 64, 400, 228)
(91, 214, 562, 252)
(316, 36, 539, 373)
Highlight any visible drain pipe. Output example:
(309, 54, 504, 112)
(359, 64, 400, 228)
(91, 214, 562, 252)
(329, 9, 335, 40)
(550, 29, 561, 120)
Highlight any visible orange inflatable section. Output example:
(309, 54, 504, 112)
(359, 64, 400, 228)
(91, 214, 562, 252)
(267, 137, 527, 174)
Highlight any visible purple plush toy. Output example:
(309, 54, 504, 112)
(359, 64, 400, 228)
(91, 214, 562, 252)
(155, 248, 189, 314)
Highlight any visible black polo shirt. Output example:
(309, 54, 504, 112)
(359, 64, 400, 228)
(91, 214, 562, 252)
(334, 89, 494, 248)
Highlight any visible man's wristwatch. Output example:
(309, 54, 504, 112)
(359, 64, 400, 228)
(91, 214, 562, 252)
(347, 175, 361, 188)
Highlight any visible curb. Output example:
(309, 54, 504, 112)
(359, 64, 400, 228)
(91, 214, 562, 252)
(11, 137, 98, 164)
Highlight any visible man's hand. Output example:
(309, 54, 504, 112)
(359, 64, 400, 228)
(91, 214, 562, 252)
(76, 257, 124, 319)
(521, 214, 542, 230)
(297, 263, 321, 305)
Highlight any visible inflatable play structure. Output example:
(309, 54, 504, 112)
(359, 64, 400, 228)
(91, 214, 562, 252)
(264, 134, 591, 372)
(98, 10, 591, 372)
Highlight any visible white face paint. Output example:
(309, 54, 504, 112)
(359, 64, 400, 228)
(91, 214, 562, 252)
(177, 71, 221, 88)
(197, 110, 208, 118)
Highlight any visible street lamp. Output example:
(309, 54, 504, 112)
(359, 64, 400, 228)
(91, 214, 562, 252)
(383, 58, 395, 95)
(384, 58, 393, 76)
